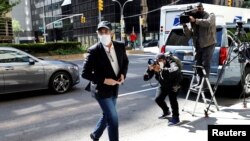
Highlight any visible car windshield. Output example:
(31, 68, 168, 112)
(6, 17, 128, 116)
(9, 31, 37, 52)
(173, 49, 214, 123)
(166, 28, 223, 47)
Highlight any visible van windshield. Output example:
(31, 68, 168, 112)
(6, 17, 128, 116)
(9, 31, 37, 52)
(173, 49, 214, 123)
(166, 28, 223, 47)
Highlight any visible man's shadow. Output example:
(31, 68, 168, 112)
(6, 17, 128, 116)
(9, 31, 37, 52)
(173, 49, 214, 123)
(179, 106, 250, 133)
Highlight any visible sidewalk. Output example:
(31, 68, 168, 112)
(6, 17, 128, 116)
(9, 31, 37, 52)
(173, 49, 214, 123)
(39, 50, 145, 61)
(119, 99, 250, 141)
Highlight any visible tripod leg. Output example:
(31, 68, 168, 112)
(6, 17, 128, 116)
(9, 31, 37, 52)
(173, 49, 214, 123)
(243, 92, 247, 108)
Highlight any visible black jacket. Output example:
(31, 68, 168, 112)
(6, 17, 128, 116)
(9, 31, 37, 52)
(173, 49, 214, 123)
(82, 41, 129, 98)
(144, 58, 182, 89)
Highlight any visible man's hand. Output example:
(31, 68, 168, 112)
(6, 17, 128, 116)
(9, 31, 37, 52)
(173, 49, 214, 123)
(118, 74, 125, 85)
(104, 78, 119, 86)
(153, 64, 161, 72)
(189, 16, 196, 22)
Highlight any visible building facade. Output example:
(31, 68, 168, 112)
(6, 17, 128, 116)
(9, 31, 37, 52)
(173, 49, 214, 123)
(69, 0, 141, 46)
(16, 0, 244, 45)
(61, 0, 73, 41)
(213, 0, 244, 7)
(0, 16, 13, 43)
(11, 0, 34, 43)
(30, 0, 63, 42)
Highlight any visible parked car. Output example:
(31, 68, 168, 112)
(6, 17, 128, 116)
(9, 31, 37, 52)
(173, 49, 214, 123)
(0, 47, 80, 94)
(142, 39, 160, 54)
(143, 39, 159, 47)
(160, 25, 241, 87)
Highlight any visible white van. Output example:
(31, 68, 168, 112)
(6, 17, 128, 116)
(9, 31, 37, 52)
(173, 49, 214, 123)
(159, 3, 250, 50)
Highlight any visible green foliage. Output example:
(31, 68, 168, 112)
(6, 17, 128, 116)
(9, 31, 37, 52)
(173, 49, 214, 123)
(125, 46, 132, 50)
(12, 19, 23, 34)
(51, 46, 87, 55)
(227, 29, 250, 41)
(242, 0, 250, 8)
(0, 42, 86, 55)
(0, 0, 20, 16)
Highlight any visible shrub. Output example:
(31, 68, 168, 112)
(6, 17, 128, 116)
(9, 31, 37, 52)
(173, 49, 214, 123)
(0, 42, 83, 55)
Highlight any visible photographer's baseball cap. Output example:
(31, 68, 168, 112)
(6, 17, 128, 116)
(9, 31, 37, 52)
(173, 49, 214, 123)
(97, 21, 112, 31)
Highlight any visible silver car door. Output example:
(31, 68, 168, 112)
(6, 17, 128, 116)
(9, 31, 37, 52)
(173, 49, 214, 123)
(0, 65, 4, 94)
(0, 50, 45, 93)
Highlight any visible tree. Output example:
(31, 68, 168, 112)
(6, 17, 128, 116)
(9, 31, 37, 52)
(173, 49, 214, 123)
(12, 19, 23, 44)
(0, 0, 20, 16)
(242, 0, 250, 8)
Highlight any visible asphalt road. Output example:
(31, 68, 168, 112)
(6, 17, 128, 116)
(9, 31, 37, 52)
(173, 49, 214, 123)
(0, 53, 243, 141)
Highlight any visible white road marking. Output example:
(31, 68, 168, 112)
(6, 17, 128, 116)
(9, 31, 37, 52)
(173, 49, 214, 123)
(129, 54, 156, 57)
(119, 87, 157, 97)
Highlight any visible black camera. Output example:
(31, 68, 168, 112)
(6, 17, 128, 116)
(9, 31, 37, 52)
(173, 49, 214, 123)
(148, 58, 157, 65)
(236, 21, 244, 29)
(180, 6, 198, 24)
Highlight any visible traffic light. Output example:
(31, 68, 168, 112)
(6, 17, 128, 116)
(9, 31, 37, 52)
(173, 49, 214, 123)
(98, 0, 103, 11)
(80, 16, 86, 23)
(228, 0, 232, 7)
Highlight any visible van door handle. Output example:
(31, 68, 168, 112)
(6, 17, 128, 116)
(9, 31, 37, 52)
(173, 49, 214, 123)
(4, 66, 14, 71)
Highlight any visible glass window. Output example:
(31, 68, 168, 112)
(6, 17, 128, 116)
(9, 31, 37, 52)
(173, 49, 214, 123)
(166, 28, 223, 47)
(166, 29, 192, 46)
(216, 28, 223, 47)
(0, 50, 30, 63)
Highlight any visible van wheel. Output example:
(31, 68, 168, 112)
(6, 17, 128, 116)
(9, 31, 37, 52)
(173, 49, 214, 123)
(49, 72, 72, 94)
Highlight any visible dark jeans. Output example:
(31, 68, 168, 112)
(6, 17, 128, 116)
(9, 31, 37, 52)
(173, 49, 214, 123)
(155, 87, 179, 117)
(195, 44, 215, 81)
(93, 95, 119, 141)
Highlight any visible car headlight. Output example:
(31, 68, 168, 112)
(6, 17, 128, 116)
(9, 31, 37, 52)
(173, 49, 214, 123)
(68, 65, 79, 71)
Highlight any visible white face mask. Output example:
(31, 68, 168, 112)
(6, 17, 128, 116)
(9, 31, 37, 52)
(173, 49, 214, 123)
(159, 62, 164, 69)
(98, 34, 111, 46)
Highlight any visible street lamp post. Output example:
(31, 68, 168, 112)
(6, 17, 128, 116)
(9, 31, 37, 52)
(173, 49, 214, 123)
(43, 1, 47, 43)
(112, 0, 133, 42)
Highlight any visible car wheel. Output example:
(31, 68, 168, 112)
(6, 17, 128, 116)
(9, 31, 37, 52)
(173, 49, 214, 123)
(243, 68, 250, 96)
(49, 71, 72, 94)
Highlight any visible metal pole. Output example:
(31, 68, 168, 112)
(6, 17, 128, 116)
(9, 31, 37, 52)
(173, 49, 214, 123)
(113, 0, 132, 42)
(51, 0, 56, 42)
(121, 0, 132, 42)
(43, 1, 47, 43)
(114, 1, 122, 41)
(120, 10, 124, 42)
(139, 16, 143, 51)
(45, 14, 83, 27)
(99, 11, 101, 22)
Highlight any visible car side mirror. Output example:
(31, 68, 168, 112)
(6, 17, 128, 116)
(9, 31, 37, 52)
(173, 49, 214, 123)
(29, 58, 35, 65)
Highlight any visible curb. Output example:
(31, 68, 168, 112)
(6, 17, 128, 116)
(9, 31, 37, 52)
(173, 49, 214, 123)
(126, 50, 145, 55)
(41, 53, 87, 61)
(39, 50, 145, 61)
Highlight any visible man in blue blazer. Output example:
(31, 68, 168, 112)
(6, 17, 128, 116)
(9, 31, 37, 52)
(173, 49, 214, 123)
(82, 21, 129, 141)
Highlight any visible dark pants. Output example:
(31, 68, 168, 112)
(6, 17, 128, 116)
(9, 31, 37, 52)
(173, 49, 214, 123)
(195, 44, 215, 81)
(155, 87, 179, 117)
(93, 95, 119, 141)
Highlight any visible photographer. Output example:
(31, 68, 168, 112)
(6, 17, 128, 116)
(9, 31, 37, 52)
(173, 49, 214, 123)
(183, 3, 216, 88)
(143, 53, 182, 126)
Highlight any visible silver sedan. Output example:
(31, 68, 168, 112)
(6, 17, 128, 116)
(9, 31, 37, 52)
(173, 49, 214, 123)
(0, 47, 80, 94)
